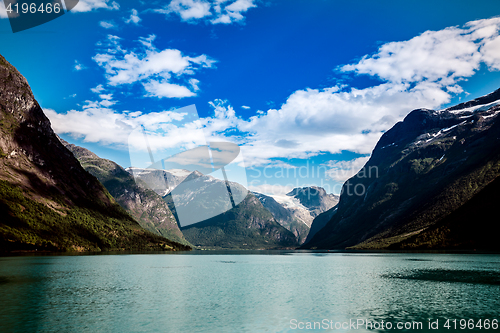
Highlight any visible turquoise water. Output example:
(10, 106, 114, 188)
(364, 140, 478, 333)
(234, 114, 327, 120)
(0, 252, 499, 332)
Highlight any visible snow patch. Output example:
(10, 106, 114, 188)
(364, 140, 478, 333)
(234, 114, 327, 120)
(445, 99, 500, 114)
(167, 169, 192, 177)
(381, 142, 396, 149)
(269, 194, 308, 210)
(483, 110, 500, 119)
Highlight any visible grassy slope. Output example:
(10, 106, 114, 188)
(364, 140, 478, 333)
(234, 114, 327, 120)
(0, 180, 191, 252)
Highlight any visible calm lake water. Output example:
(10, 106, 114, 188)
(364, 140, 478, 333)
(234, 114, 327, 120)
(0, 252, 499, 332)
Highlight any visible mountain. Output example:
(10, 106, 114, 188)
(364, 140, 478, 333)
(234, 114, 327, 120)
(180, 193, 298, 249)
(61, 141, 191, 246)
(303, 205, 338, 245)
(0, 54, 189, 252)
(131, 169, 298, 249)
(286, 186, 339, 218)
(126, 167, 192, 197)
(304, 88, 500, 250)
(254, 187, 338, 244)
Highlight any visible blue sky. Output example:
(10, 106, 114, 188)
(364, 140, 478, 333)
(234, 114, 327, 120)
(1, 0, 500, 194)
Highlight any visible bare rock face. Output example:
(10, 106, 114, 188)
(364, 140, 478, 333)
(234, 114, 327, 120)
(304, 88, 500, 250)
(0, 54, 189, 252)
(0, 54, 108, 206)
(62, 140, 190, 246)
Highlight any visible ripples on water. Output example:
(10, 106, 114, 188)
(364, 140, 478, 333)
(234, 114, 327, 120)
(0, 252, 499, 332)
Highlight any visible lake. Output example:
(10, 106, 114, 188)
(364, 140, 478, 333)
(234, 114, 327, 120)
(0, 251, 499, 332)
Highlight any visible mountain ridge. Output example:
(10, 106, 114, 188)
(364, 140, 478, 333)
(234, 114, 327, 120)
(61, 140, 191, 246)
(0, 53, 189, 252)
(253, 186, 338, 244)
(303, 89, 500, 250)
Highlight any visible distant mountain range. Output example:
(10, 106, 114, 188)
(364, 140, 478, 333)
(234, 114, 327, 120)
(304, 88, 500, 250)
(2, 51, 499, 252)
(131, 169, 298, 249)
(253, 187, 338, 244)
(0, 54, 189, 252)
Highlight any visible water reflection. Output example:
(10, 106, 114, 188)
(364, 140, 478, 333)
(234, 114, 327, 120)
(0, 253, 498, 332)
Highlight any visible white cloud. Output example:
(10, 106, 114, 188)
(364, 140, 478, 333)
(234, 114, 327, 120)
(99, 20, 116, 29)
(74, 60, 86, 71)
(70, 0, 119, 13)
(45, 106, 204, 150)
(324, 157, 371, 182)
(216, 16, 500, 167)
(481, 34, 500, 70)
(343, 32, 477, 84)
(210, 0, 256, 24)
(165, 0, 212, 21)
(241, 105, 250, 109)
(99, 93, 113, 100)
(247, 183, 294, 196)
(48, 17, 500, 170)
(155, 0, 256, 25)
(46, 107, 129, 145)
(143, 80, 196, 98)
(93, 34, 216, 98)
(125, 9, 141, 25)
(198, 82, 454, 167)
(91, 84, 105, 93)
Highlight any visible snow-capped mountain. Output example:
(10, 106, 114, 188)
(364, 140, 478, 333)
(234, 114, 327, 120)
(254, 187, 339, 244)
(128, 167, 297, 249)
(304, 87, 500, 251)
(126, 167, 194, 197)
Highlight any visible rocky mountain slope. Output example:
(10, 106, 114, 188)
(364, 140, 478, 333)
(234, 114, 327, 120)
(0, 54, 189, 252)
(303, 205, 338, 245)
(304, 88, 500, 250)
(180, 193, 298, 249)
(62, 141, 190, 246)
(254, 187, 338, 244)
(131, 168, 298, 249)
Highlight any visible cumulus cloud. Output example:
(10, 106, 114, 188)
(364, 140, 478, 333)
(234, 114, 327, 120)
(163, 0, 211, 21)
(92, 34, 216, 98)
(125, 9, 141, 25)
(143, 80, 196, 98)
(197, 82, 453, 167)
(47, 17, 500, 168)
(91, 84, 105, 93)
(70, 0, 119, 13)
(45, 105, 205, 152)
(99, 20, 116, 29)
(226, 16, 500, 166)
(210, 0, 256, 24)
(341, 18, 500, 86)
(246, 183, 294, 196)
(74, 60, 86, 71)
(155, 0, 256, 25)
